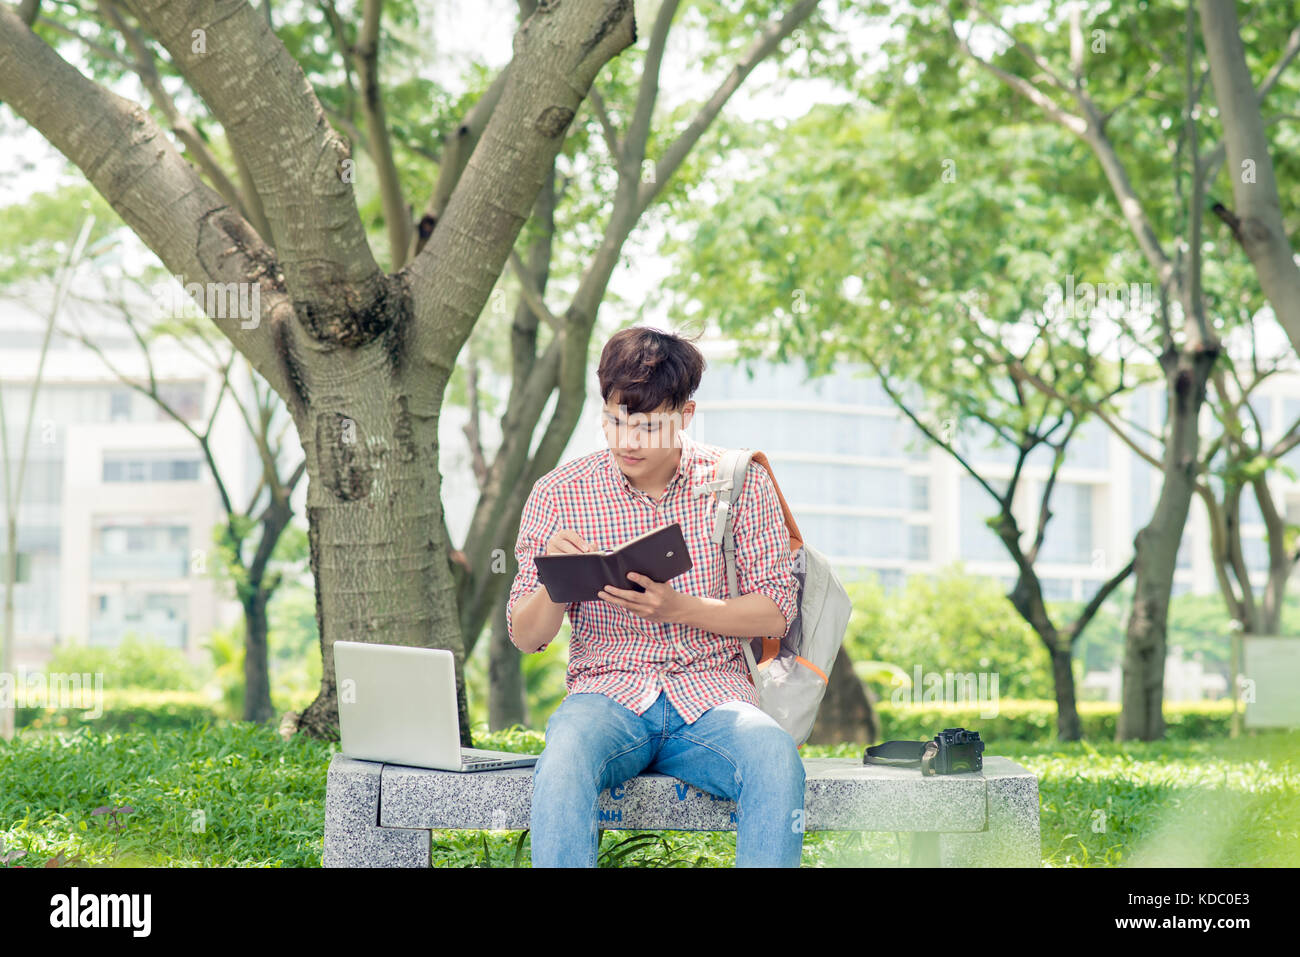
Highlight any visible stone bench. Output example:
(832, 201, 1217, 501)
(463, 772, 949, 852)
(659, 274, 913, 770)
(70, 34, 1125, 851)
(323, 751, 1040, 867)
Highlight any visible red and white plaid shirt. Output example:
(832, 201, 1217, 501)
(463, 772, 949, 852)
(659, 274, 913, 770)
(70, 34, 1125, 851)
(506, 429, 799, 724)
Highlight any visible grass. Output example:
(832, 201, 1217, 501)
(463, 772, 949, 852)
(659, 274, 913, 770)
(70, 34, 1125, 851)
(1, 721, 1296, 867)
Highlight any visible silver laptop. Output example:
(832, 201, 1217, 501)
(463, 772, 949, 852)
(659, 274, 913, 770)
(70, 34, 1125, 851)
(334, 641, 538, 771)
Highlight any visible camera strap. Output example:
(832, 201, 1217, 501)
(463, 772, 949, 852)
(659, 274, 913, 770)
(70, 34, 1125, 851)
(864, 740, 942, 775)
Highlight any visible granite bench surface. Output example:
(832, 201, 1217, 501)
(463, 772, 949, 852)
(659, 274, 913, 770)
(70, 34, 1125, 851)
(323, 752, 1041, 867)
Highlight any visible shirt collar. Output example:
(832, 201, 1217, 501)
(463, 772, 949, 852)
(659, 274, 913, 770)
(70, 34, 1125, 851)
(604, 429, 698, 497)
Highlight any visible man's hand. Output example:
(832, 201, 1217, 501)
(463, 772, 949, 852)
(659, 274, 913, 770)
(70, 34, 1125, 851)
(545, 529, 596, 555)
(599, 571, 693, 624)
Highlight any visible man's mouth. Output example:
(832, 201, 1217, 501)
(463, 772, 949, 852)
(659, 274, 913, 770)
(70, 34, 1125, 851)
(620, 454, 644, 464)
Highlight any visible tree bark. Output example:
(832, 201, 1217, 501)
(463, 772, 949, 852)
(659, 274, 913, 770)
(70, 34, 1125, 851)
(488, 575, 529, 731)
(1118, 346, 1219, 740)
(1198, 0, 1300, 354)
(242, 587, 274, 724)
(1048, 643, 1080, 740)
(292, 340, 474, 745)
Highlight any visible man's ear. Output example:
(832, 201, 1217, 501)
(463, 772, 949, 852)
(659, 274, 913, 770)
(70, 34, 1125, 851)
(681, 400, 695, 430)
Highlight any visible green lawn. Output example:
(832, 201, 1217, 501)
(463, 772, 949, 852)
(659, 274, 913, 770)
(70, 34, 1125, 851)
(1, 722, 1296, 867)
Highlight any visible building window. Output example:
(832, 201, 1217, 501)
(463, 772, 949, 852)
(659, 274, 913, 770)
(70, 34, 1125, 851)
(775, 460, 902, 508)
(1038, 481, 1093, 565)
(959, 474, 1006, 562)
(103, 453, 203, 483)
(909, 524, 930, 561)
(909, 474, 930, 512)
(109, 390, 133, 422)
(874, 568, 904, 593)
(95, 524, 188, 554)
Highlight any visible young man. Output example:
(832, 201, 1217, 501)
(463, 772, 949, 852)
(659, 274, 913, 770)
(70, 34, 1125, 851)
(506, 325, 805, 868)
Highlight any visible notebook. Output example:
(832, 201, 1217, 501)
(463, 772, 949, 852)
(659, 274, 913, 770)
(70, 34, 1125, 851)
(533, 522, 693, 603)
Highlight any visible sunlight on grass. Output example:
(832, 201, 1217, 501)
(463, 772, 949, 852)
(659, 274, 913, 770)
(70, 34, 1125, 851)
(1, 722, 1295, 867)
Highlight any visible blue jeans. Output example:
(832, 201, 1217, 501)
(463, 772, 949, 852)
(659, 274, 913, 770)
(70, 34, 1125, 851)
(530, 690, 806, 867)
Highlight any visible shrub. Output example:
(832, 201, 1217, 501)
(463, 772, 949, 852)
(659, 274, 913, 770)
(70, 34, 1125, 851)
(44, 634, 202, 692)
(873, 698, 1236, 744)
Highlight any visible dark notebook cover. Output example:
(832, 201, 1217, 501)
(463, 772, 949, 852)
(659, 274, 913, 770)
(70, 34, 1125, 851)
(534, 522, 693, 604)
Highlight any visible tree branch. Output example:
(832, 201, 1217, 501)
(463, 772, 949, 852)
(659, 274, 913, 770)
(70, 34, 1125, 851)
(1199, 0, 1300, 356)
(588, 83, 621, 157)
(404, 0, 636, 372)
(97, 0, 274, 242)
(0, 6, 294, 399)
(124, 0, 384, 316)
(353, 0, 413, 269)
(640, 0, 819, 213)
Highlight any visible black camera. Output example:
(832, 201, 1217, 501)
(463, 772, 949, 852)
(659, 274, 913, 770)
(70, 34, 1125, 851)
(925, 728, 984, 775)
(863, 726, 985, 775)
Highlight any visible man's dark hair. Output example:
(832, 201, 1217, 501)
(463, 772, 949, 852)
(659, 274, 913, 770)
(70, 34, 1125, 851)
(597, 325, 706, 414)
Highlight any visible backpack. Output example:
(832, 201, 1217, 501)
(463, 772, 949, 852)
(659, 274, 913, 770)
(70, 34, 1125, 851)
(691, 448, 853, 747)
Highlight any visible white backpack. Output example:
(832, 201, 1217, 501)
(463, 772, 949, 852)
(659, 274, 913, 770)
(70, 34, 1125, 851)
(692, 448, 853, 747)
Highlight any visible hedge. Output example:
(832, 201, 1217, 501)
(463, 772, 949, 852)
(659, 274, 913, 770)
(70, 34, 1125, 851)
(12, 689, 1242, 742)
(873, 698, 1237, 743)
(13, 689, 314, 732)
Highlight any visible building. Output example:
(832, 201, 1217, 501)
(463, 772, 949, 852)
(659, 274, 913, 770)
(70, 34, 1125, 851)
(1, 280, 260, 669)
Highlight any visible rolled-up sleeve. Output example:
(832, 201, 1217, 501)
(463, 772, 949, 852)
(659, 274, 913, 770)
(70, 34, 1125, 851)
(506, 482, 562, 653)
(731, 461, 799, 632)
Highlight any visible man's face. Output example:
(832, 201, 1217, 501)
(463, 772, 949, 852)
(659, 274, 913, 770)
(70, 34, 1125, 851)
(601, 394, 695, 479)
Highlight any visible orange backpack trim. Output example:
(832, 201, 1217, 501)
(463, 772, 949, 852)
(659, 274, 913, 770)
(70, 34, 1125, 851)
(732, 451, 804, 669)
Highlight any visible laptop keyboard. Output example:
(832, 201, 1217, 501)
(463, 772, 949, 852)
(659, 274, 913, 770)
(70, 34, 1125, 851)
(462, 749, 521, 767)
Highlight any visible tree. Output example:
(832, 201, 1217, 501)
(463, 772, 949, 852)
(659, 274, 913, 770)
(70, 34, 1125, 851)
(0, 213, 95, 741)
(55, 265, 308, 724)
(941, 0, 1300, 738)
(661, 105, 1141, 739)
(0, 0, 638, 741)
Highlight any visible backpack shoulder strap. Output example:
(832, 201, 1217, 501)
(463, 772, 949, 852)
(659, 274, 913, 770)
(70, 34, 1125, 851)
(692, 448, 755, 597)
(692, 449, 763, 686)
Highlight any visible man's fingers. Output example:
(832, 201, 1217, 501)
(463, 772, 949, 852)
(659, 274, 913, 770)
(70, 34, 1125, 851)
(549, 529, 595, 554)
(598, 590, 631, 609)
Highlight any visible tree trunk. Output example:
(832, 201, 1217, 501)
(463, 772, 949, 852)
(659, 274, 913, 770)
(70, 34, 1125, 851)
(238, 496, 296, 724)
(1, 519, 15, 742)
(489, 580, 529, 731)
(1118, 346, 1218, 740)
(241, 586, 274, 724)
(292, 343, 474, 747)
(1003, 518, 1086, 741)
(1049, 643, 1081, 740)
(807, 646, 880, 746)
